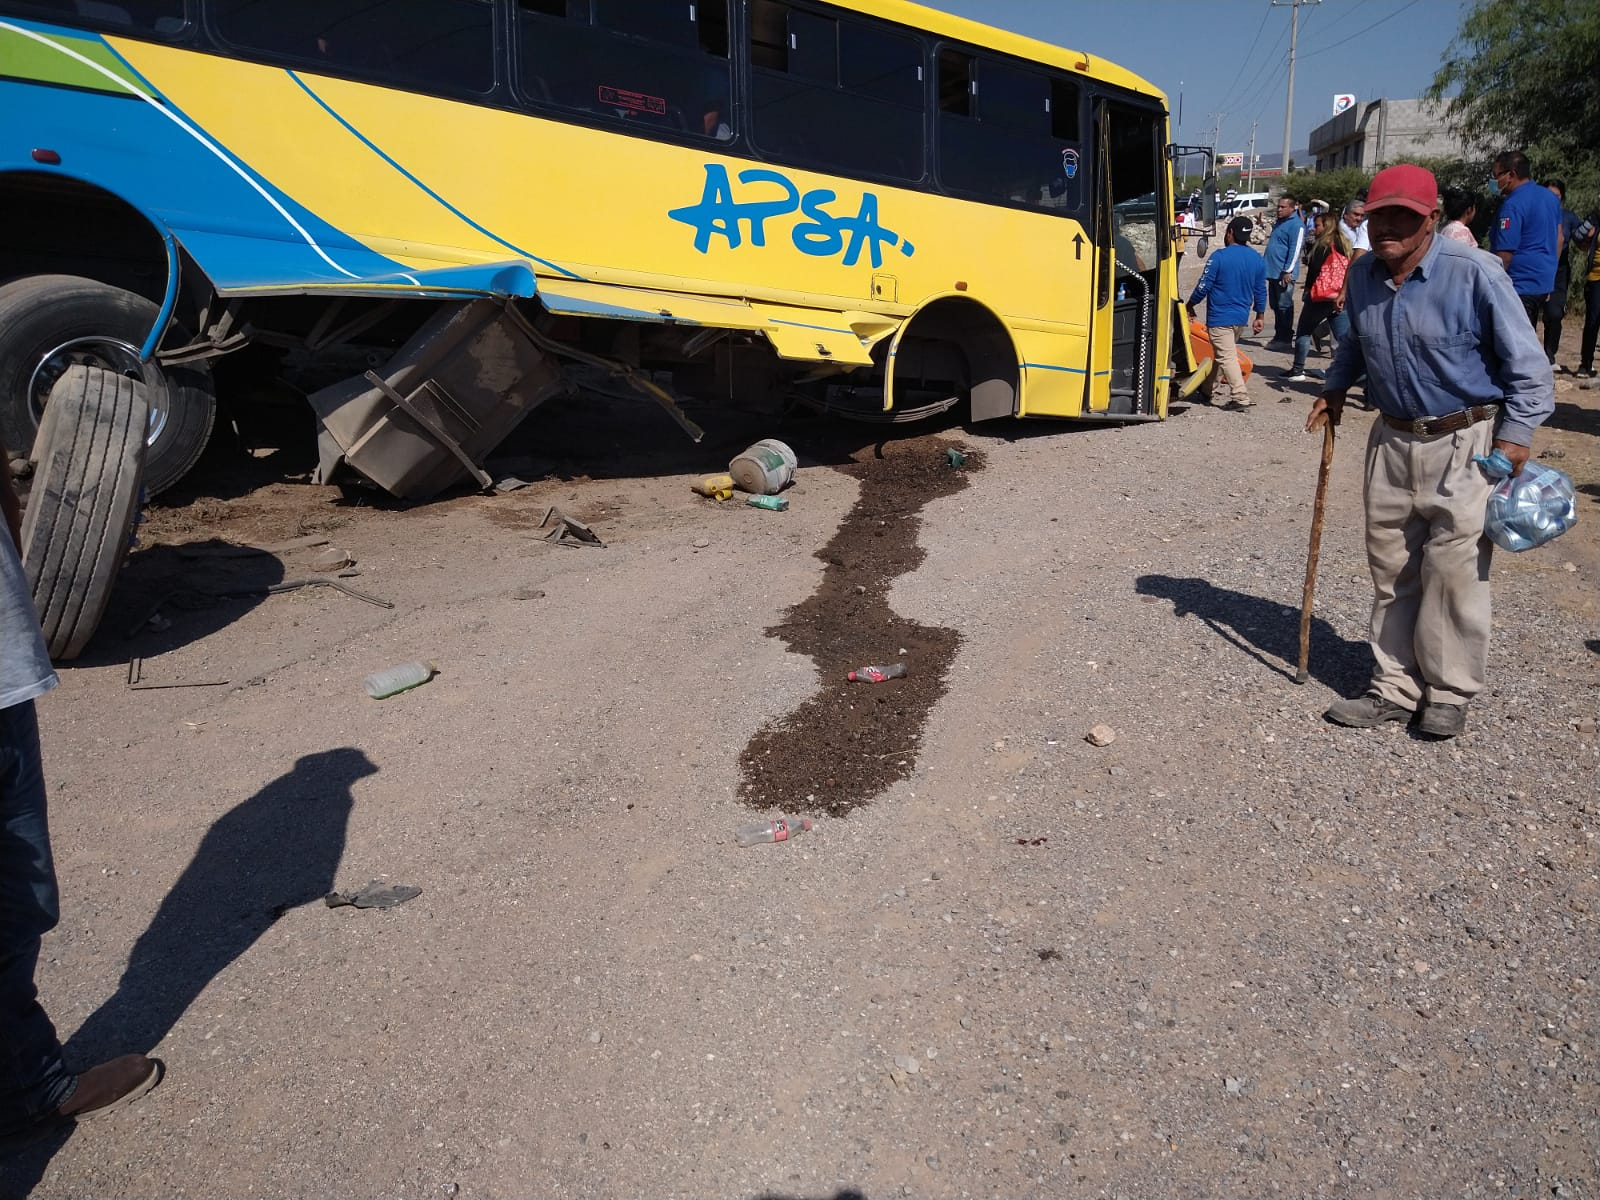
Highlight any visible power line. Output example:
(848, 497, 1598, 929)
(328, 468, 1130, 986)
(1218, 2, 1276, 103)
(1300, 0, 1424, 59)
(1223, 22, 1291, 141)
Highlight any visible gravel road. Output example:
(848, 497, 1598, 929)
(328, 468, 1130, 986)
(3, 297, 1595, 1200)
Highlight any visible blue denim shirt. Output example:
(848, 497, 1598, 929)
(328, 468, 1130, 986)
(1324, 233, 1555, 445)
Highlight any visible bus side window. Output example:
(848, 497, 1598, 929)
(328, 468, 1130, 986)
(11, 0, 184, 36)
(212, 0, 496, 95)
(516, 0, 732, 140)
(937, 53, 1082, 215)
(748, 1, 924, 183)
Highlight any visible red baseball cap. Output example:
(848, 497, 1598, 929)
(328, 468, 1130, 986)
(1365, 163, 1439, 216)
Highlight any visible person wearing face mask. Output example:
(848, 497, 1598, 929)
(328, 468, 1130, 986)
(1489, 150, 1564, 327)
(1304, 164, 1554, 740)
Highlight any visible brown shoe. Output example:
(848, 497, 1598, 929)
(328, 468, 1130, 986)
(57, 1055, 162, 1120)
(1418, 702, 1468, 739)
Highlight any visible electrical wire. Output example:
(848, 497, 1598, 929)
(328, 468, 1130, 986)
(1300, 0, 1424, 59)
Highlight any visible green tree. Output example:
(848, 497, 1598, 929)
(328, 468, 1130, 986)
(1427, 0, 1600, 219)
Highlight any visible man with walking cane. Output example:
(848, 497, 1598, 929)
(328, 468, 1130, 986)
(1304, 163, 1553, 739)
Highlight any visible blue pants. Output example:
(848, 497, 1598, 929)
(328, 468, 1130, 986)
(1269, 279, 1296, 341)
(0, 701, 73, 1138)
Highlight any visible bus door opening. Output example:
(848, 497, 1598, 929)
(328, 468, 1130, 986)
(1092, 99, 1165, 416)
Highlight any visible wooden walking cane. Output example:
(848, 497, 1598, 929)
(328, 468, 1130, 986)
(1296, 420, 1337, 684)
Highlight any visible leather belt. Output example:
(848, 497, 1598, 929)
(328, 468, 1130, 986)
(1381, 404, 1499, 436)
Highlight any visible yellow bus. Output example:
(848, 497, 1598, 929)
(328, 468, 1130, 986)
(0, 0, 1203, 496)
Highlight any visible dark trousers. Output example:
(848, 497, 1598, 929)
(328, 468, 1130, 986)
(1582, 280, 1600, 373)
(1519, 293, 1549, 327)
(1539, 273, 1570, 363)
(0, 700, 72, 1138)
(1269, 279, 1295, 341)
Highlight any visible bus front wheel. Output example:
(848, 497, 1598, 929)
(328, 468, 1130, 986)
(0, 274, 215, 494)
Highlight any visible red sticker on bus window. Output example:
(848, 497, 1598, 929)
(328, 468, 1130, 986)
(598, 86, 666, 116)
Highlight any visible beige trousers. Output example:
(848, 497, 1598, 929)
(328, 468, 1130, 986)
(1208, 325, 1248, 402)
(1363, 417, 1496, 707)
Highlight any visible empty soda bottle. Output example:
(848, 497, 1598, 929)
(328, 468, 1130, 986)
(735, 816, 813, 847)
(847, 663, 907, 682)
(364, 661, 437, 699)
(1484, 464, 1577, 552)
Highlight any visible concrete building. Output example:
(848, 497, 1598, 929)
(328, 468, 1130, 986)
(1308, 98, 1468, 172)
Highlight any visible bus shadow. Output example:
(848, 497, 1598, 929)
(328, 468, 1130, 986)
(1136, 574, 1372, 694)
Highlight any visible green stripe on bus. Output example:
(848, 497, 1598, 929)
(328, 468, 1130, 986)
(0, 27, 142, 96)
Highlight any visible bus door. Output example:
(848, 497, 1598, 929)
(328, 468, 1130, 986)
(1088, 98, 1168, 416)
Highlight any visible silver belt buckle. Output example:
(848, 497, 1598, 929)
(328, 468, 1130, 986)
(1411, 417, 1432, 435)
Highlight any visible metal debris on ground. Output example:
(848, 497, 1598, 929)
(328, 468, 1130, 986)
(324, 881, 422, 910)
(314, 546, 356, 570)
(539, 506, 605, 548)
(126, 656, 230, 690)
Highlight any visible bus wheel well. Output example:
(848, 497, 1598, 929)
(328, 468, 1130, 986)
(894, 297, 1018, 421)
(0, 172, 171, 308)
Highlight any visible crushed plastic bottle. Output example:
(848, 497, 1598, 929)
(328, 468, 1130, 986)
(364, 661, 437, 699)
(735, 816, 813, 847)
(1484, 464, 1577, 552)
(847, 663, 908, 682)
(747, 494, 789, 511)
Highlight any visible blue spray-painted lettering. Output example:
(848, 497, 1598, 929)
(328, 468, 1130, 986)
(669, 164, 915, 267)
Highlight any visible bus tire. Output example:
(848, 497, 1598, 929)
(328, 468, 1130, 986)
(0, 274, 214, 494)
(21, 365, 149, 661)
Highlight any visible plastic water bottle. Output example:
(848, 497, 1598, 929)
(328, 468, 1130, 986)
(735, 816, 813, 847)
(364, 661, 437, 699)
(847, 663, 907, 682)
(1484, 465, 1577, 552)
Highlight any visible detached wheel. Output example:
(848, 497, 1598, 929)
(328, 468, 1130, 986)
(0, 274, 215, 494)
(21, 365, 148, 661)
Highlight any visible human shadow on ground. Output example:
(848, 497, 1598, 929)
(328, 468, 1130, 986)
(1545, 401, 1599, 437)
(1136, 575, 1372, 695)
(66, 748, 376, 1059)
(0, 748, 374, 1195)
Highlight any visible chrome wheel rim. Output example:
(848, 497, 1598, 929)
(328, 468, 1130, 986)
(28, 337, 169, 445)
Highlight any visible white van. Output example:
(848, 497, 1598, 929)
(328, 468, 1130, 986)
(1222, 192, 1272, 217)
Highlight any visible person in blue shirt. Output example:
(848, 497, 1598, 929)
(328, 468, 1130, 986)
(1261, 193, 1306, 345)
(1186, 216, 1267, 409)
(1489, 150, 1564, 325)
(1305, 163, 1554, 740)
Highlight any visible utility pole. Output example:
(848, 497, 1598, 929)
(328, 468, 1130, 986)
(1207, 111, 1224, 166)
(1246, 122, 1258, 191)
(1271, 0, 1321, 178)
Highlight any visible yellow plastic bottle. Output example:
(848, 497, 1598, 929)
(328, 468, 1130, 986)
(691, 473, 735, 501)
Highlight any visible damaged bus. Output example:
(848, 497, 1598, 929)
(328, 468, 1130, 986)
(0, 0, 1209, 499)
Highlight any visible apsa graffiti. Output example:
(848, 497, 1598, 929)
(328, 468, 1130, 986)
(669, 164, 916, 269)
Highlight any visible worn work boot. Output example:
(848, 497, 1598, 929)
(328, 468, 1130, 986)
(1418, 702, 1468, 739)
(1324, 693, 1413, 728)
(58, 1055, 162, 1120)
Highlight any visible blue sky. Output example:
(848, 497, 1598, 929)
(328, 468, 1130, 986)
(921, 0, 1470, 164)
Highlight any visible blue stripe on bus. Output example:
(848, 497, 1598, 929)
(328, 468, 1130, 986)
(1093, 370, 1111, 376)
(287, 71, 582, 281)
(770, 318, 858, 336)
(1021, 362, 1087, 374)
